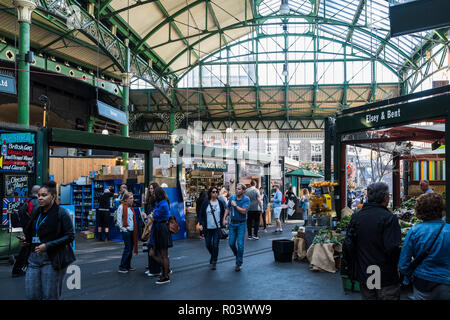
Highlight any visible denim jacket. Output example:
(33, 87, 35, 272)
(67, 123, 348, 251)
(398, 220, 450, 285)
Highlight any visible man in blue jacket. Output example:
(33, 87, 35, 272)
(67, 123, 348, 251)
(223, 183, 250, 272)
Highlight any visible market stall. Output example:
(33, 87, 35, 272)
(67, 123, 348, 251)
(332, 85, 450, 223)
(35, 127, 160, 241)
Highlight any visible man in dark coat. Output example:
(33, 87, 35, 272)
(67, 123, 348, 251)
(343, 182, 402, 300)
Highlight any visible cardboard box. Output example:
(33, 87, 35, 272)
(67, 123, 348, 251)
(137, 175, 145, 184)
(80, 231, 94, 240)
(111, 166, 125, 175)
(102, 166, 111, 175)
(75, 176, 90, 185)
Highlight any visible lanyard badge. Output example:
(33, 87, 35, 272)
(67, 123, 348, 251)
(33, 214, 47, 244)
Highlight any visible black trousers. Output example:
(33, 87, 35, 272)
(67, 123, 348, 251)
(247, 211, 261, 237)
(261, 210, 267, 229)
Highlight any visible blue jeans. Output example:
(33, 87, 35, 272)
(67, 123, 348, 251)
(120, 231, 133, 269)
(228, 222, 246, 266)
(25, 252, 66, 300)
(205, 229, 220, 264)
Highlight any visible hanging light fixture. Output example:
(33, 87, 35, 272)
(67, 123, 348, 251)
(226, 119, 233, 133)
(102, 123, 108, 135)
(282, 63, 288, 77)
(279, 0, 290, 15)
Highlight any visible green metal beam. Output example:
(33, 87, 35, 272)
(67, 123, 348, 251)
(101, 0, 157, 19)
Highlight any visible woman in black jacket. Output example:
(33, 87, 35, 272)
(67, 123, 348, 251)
(197, 186, 225, 270)
(20, 181, 75, 300)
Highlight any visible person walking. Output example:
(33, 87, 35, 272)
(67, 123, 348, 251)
(143, 182, 162, 277)
(12, 184, 40, 278)
(96, 187, 115, 242)
(245, 180, 262, 240)
(300, 188, 310, 222)
(20, 181, 75, 300)
(259, 187, 268, 232)
(198, 186, 225, 270)
(223, 183, 250, 272)
(219, 188, 228, 206)
(342, 182, 402, 300)
(148, 186, 172, 284)
(196, 190, 208, 239)
(398, 193, 449, 300)
(117, 192, 139, 273)
(272, 184, 283, 232)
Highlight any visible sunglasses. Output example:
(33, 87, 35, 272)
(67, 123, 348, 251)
(211, 190, 218, 193)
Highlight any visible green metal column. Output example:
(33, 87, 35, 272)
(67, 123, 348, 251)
(15, 1, 36, 126)
(235, 160, 240, 184)
(36, 127, 49, 185)
(87, 117, 95, 156)
(122, 39, 131, 170)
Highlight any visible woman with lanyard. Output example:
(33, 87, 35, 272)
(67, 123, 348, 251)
(20, 181, 75, 300)
(148, 186, 172, 284)
(198, 186, 225, 270)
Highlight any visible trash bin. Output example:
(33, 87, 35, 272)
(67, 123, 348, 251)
(272, 239, 294, 262)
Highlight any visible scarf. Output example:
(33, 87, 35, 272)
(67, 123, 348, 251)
(122, 204, 138, 255)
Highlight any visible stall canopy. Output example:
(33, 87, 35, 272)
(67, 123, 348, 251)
(286, 168, 324, 179)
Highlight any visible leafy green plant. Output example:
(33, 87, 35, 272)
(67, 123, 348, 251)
(335, 216, 351, 233)
(312, 228, 345, 244)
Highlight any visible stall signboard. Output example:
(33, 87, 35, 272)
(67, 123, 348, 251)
(5, 175, 28, 197)
(0, 131, 35, 173)
(0, 74, 16, 95)
(194, 162, 227, 172)
(97, 100, 128, 125)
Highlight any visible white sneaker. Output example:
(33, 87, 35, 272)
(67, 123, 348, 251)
(253, 236, 259, 240)
(144, 270, 150, 275)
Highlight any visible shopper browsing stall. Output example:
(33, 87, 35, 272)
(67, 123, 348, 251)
(198, 187, 226, 270)
(259, 187, 268, 232)
(343, 182, 402, 300)
(398, 193, 449, 300)
(97, 187, 115, 242)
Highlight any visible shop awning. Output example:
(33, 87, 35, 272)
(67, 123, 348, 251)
(285, 168, 323, 178)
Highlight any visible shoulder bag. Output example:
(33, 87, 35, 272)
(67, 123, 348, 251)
(168, 216, 179, 234)
(141, 217, 154, 242)
(209, 202, 228, 240)
(51, 207, 76, 271)
(404, 222, 446, 285)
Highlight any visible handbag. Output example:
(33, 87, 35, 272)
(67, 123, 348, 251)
(209, 203, 228, 240)
(168, 216, 179, 234)
(51, 208, 76, 271)
(141, 217, 154, 242)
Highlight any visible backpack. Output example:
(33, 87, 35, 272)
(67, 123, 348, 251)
(11, 198, 34, 228)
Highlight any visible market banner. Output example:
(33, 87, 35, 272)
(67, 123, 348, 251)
(0, 131, 35, 173)
(2, 197, 25, 227)
(194, 162, 227, 172)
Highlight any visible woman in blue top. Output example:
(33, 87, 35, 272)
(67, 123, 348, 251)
(300, 188, 310, 222)
(398, 193, 450, 300)
(148, 186, 172, 284)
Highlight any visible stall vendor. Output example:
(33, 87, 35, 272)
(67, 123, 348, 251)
(419, 180, 434, 194)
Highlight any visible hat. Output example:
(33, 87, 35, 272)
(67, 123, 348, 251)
(273, 184, 280, 188)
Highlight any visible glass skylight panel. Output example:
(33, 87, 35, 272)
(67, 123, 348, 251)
(289, 0, 313, 15)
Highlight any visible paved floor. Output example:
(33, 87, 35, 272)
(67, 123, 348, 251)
(0, 221, 362, 300)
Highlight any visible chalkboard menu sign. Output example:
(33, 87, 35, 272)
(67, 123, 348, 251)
(0, 131, 35, 173)
(5, 175, 29, 197)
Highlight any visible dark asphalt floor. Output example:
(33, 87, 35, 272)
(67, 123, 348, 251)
(0, 221, 364, 300)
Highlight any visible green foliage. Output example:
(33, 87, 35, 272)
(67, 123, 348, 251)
(312, 228, 345, 245)
(335, 216, 351, 233)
